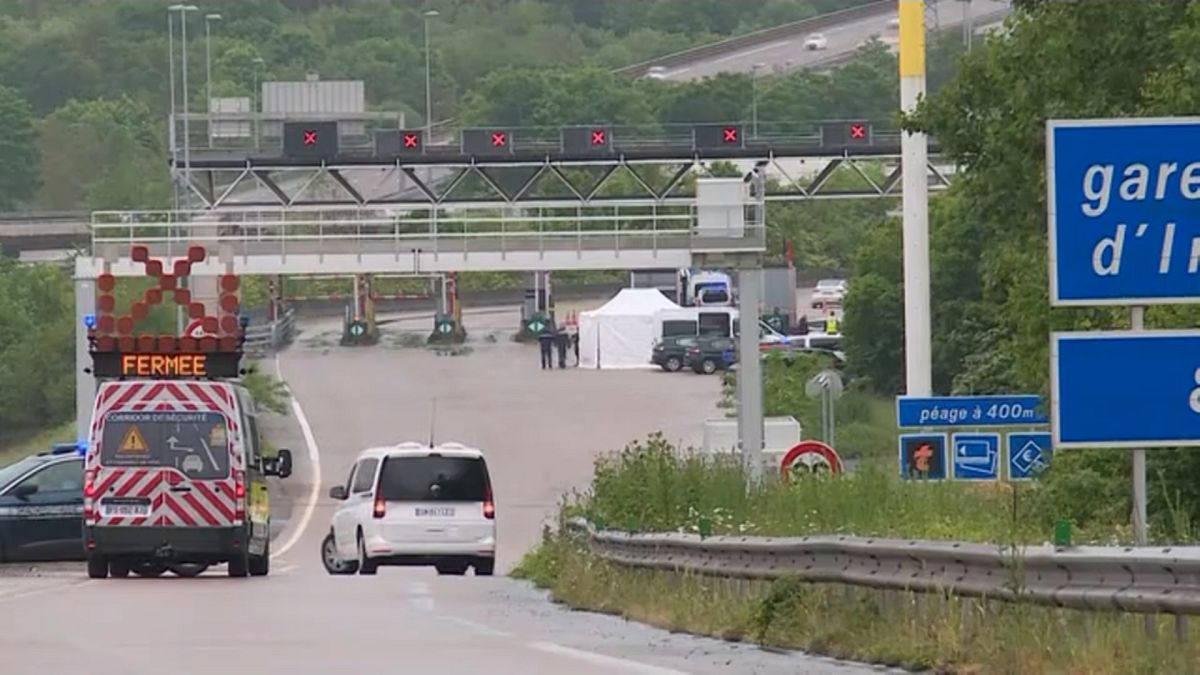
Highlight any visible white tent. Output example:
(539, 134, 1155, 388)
(578, 288, 681, 369)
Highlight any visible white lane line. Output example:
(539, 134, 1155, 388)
(526, 642, 692, 675)
(271, 352, 322, 560)
(439, 615, 510, 638)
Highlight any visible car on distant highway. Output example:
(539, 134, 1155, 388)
(326, 442, 495, 576)
(644, 66, 669, 80)
(804, 33, 828, 50)
(0, 445, 85, 563)
(812, 278, 848, 303)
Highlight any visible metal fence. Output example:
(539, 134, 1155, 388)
(243, 307, 296, 357)
(566, 518, 1200, 617)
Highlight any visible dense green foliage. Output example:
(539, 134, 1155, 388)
(838, 1, 1200, 537)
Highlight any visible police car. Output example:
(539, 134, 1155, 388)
(0, 444, 85, 562)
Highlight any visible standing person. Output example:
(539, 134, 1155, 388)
(572, 330, 580, 366)
(538, 322, 555, 370)
(555, 326, 568, 369)
(796, 314, 809, 335)
(824, 311, 839, 335)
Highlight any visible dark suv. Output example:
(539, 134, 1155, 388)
(684, 335, 737, 374)
(651, 336, 699, 372)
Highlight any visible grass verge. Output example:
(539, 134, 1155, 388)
(0, 421, 76, 467)
(514, 533, 1200, 674)
(511, 434, 1195, 672)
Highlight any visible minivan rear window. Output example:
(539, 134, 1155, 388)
(377, 456, 489, 502)
(100, 411, 230, 480)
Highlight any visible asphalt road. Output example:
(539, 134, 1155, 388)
(0, 304, 891, 674)
(661, 0, 1011, 81)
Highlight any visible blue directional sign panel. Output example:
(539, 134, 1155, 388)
(950, 433, 1000, 481)
(1052, 330, 1200, 448)
(1008, 432, 1052, 480)
(1047, 118, 1200, 305)
(898, 433, 947, 480)
(896, 395, 1046, 428)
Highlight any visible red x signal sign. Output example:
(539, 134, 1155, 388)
(403, 133, 420, 149)
(591, 129, 607, 146)
(849, 123, 867, 140)
(303, 130, 318, 146)
(722, 127, 739, 143)
(491, 132, 507, 147)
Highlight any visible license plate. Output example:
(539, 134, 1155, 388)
(102, 502, 150, 517)
(414, 507, 454, 517)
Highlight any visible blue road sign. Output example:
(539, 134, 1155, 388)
(896, 395, 1046, 428)
(898, 433, 947, 480)
(951, 433, 1000, 481)
(1008, 432, 1052, 480)
(1052, 330, 1200, 448)
(1047, 118, 1200, 305)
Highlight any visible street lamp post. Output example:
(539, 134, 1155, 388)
(252, 57, 265, 149)
(168, 12, 178, 209)
(205, 13, 221, 148)
(169, 4, 199, 207)
(423, 10, 439, 140)
(751, 62, 765, 139)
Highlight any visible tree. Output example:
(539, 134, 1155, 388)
(0, 85, 39, 210)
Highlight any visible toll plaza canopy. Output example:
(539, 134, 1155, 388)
(578, 288, 680, 370)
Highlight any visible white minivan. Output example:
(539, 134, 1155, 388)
(325, 442, 496, 576)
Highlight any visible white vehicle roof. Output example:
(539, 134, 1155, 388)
(816, 278, 846, 287)
(354, 442, 485, 462)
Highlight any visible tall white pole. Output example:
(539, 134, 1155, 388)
(424, 16, 433, 135)
(168, 13, 178, 209)
(1130, 305, 1148, 544)
(899, 0, 931, 396)
(205, 14, 220, 147)
(181, 8, 192, 209)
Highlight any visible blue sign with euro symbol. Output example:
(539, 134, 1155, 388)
(1007, 432, 1052, 480)
(1048, 117, 1200, 305)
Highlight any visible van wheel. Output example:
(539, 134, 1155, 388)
(109, 561, 130, 578)
(357, 533, 378, 575)
(86, 554, 108, 579)
(323, 532, 358, 575)
(701, 358, 717, 374)
(474, 558, 495, 576)
(249, 539, 269, 577)
(665, 356, 682, 372)
(227, 549, 249, 578)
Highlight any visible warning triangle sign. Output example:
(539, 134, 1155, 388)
(118, 426, 148, 454)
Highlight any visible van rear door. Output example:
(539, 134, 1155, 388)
(96, 411, 235, 528)
(375, 455, 493, 544)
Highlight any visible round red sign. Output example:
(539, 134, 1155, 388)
(780, 440, 843, 482)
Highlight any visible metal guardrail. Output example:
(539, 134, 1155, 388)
(566, 518, 1200, 616)
(614, 1, 894, 78)
(243, 307, 296, 356)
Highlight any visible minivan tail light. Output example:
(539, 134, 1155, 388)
(373, 495, 386, 518)
(483, 483, 495, 520)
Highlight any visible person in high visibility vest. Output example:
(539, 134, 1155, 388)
(824, 312, 839, 334)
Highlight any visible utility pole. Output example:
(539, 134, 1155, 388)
(205, 13, 222, 148)
(424, 10, 439, 188)
(168, 12, 179, 210)
(751, 62, 765, 139)
(899, 0, 932, 397)
(169, 5, 199, 208)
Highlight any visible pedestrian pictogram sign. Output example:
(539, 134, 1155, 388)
(118, 426, 149, 454)
(898, 433, 947, 480)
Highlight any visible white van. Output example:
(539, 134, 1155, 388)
(326, 442, 496, 576)
(83, 376, 293, 579)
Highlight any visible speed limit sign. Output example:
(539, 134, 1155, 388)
(780, 440, 843, 482)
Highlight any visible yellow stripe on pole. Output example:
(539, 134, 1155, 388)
(898, 0, 926, 78)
